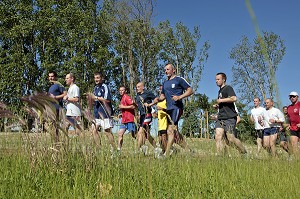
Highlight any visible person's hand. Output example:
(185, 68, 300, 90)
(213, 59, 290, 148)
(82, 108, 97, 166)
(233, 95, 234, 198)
(172, 95, 181, 101)
(213, 104, 219, 109)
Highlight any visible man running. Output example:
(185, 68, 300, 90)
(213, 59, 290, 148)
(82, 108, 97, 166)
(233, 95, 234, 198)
(279, 106, 290, 154)
(287, 91, 300, 156)
(117, 86, 136, 153)
(213, 72, 247, 156)
(135, 82, 156, 155)
(63, 73, 82, 135)
(91, 72, 116, 150)
(153, 63, 193, 156)
(264, 98, 284, 156)
(250, 97, 269, 155)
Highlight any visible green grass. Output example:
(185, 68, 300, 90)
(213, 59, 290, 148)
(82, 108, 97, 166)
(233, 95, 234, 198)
(0, 132, 299, 198)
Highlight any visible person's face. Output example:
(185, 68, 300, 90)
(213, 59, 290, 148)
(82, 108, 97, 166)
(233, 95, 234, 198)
(215, 75, 225, 87)
(164, 64, 175, 78)
(253, 98, 260, 107)
(265, 99, 273, 109)
(283, 107, 288, 114)
(119, 87, 126, 96)
(48, 73, 56, 82)
(94, 75, 102, 85)
(65, 74, 73, 86)
(289, 95, 298, 104)
(136, 83, 144, 93)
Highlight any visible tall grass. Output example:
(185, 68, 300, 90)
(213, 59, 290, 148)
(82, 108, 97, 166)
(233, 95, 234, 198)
(1, 133, 299, 199)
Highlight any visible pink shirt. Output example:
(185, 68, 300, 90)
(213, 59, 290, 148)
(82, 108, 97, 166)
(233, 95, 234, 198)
(287, 101, 300, 131)
(120, 94, 135, 123)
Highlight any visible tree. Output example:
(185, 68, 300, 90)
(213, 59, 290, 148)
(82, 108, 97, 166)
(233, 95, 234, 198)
(229, 31, 285, 105)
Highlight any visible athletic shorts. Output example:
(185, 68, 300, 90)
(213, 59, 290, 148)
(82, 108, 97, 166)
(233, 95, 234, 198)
(290, 130, 300, 138)
(67, 116, 81, 126)
(215, 118, 236, 134)
(95, 118, 113, 130)
(166, 108, 183, 125)
(120, 122, 136, 133)
(279, 131, 288, 142)
(139, 114, 152, 128)
(256, 129, 264, 139)
(264, 127, 279, 136)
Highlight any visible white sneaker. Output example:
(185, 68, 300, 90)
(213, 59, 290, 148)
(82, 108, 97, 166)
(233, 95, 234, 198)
(154, 147, 163, 158)
(140, 145, 148, 155)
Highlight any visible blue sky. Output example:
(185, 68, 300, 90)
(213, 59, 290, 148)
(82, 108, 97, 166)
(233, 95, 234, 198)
(153, 0, 300, 108)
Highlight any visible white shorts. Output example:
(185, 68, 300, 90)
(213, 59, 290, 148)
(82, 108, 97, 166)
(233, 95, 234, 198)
(95, 118, 113, 130)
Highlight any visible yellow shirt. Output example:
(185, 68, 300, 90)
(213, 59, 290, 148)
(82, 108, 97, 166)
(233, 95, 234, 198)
(157, 100, 167, 131)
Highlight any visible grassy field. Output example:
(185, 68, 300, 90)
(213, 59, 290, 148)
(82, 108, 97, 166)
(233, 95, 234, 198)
(0, 132, 299, 199)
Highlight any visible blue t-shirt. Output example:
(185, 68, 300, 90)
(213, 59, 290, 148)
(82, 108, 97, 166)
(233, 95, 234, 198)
(162, 76, 191, 110)
(93, 83, 113, 119)
(135, 90, 156, 115)
(48, 83, 65, 107)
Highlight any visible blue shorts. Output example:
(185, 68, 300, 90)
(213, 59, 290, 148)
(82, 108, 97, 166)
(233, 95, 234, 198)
(264, 127, 279, 136)
(166, 108, 183, 125)
(120, 122, 136, 133)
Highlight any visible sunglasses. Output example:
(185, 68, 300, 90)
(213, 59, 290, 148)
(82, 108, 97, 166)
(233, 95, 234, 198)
(289, 95, 297, 98)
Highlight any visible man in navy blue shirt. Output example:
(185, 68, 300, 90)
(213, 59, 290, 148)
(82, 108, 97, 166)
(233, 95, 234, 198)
(48, 71, 66, 140)
(153, 63, 193, 156)
(91, 72, 116, 150)
(135, 82, 156, 154)
(48, 71, 67, 109)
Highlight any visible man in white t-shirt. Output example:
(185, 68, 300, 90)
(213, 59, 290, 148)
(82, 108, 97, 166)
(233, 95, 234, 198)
(250, 97, 269, 155)
(63, 73, 82, 135)
(264, 98, 284, 156)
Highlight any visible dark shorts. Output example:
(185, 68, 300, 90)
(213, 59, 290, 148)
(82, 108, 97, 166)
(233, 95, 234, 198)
(256, 129, 264, 139)
(166, 108, 183, 125)
(215, 118, 237, 134)
(279, 131, 289, 142)
(120, 122, 136, 133)
(264, 127, 279, 136)
(139, 114, 152, 128)
(290, 130, 300, 138)
(67, 116, 81, 126)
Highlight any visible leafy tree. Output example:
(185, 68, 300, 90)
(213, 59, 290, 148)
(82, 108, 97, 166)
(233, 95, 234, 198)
(229, 31, 285, 105)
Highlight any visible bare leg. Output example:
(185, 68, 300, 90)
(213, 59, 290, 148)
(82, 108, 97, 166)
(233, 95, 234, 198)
(270, 133, 278, 156)
(104, 128, 116, 150)
(92, 124, 101, 147)
(257, 137, 263, 155)
(215, 128, 225, 155)
(118, 128, 126, 150)
(165, 125, 175, 156)
(290, 136, 299, 156)
(137, 127, 146, 149)
(227, 133, 247, 154)
(263, 136, 271, 154)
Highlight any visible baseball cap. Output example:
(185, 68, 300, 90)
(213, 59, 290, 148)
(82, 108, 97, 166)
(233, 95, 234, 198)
(289, 91, 298, 96)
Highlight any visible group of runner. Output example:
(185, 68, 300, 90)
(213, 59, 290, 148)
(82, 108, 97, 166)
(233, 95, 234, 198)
(47, 65, 300, 158)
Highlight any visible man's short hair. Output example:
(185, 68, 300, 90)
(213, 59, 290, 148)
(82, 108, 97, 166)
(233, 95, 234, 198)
(49, 71, 58, 77)
(94, 72, 104, 78)
(68, 73, 76, 81)
(216, 72, 227, 82)
(254, 97, 261, 101)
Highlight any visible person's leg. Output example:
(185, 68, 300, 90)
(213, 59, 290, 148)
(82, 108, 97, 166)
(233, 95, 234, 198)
(270, 133, 278, 156)
(263, 136, 271, 154)
(227, 133, 247, 154)
(215, 127, 225, 155)
(257, 137, 263, 154)
(137, 126, 146, 149)
(104, 128, 116, 150)
(92, 123, 101, 147)
(118, 127, 126, 150)
(159, 130, 168, 153)
(289, 135, 299, 155)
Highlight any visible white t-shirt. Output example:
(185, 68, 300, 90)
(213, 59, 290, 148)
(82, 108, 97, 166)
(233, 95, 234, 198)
(66, 84, 81, 116)
(251, 106, 269, 129)
(266, 107, 284, 128)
